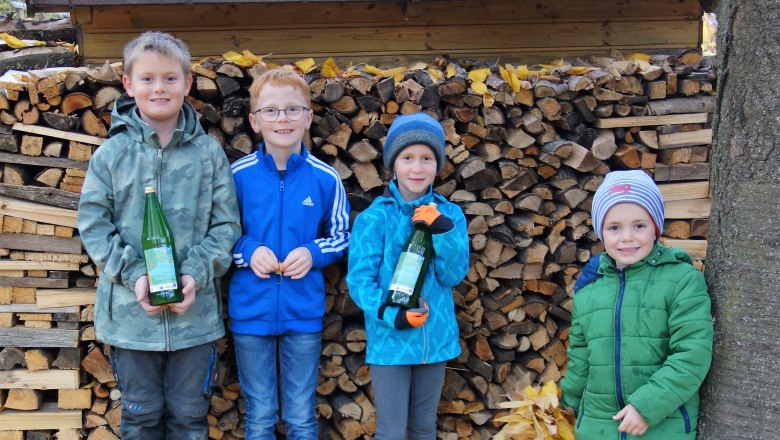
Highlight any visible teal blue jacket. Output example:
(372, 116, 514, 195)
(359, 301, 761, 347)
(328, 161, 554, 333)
(560, 242, 713, 440)
(346, 181, 468, 365)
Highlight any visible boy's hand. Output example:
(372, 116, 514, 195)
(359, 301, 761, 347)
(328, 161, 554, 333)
(412, 205, 453, 233)
(250, 246, 279, 279)
(282, 247, 313, 279)
(613, 404, 648, 436)
(134, 276, 165, 316)
(169, 275, 196, 316)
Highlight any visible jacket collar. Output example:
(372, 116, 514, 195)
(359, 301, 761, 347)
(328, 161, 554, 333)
(380, 180, 437, 215)
(256, 141, 308, 172)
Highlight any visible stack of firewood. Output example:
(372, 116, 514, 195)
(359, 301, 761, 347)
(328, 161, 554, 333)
(0, 49, 713, 439)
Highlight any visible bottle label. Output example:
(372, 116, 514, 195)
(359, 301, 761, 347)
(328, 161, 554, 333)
(388, 251, 424, 300)
(144, 245, 178, 293)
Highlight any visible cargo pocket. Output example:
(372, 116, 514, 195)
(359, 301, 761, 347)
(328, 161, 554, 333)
(202, 343, 220, 399)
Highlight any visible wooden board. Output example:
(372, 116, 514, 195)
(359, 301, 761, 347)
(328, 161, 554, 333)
(11, 123, 104, 146)
(0, 151, 89, 171)
(664, 198, 711, 219)
(0, 327, 79, 347)
(662, 239, 707, 259)
(0, 369, 79, 390)
(658, 181, 710, 201)
(657, 129, 713, 148)
(0, 261, 79, 271)
(0, 197, 77, 228)
(0, 233, 82, 254)
(594, 113, 709, 128)
(36, 288, 96, 308)
(0, 277, 69, 288)
(0, 304, 79, 314)
(0, 401, 82, 430)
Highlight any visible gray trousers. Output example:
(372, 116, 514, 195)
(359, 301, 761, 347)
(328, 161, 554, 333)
(111, 343, 216, 440)
(370, 362, 447, 440)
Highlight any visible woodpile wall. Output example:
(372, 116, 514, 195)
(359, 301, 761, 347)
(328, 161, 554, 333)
(0, 49, 713, 439)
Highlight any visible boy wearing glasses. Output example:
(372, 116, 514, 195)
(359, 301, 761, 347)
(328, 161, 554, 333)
(229, 68, 350, 439)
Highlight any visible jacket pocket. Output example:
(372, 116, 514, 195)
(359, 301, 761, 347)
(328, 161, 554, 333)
(107, 282, 114, 320)
(577, 380, 589, 429)
(679, 404, 691, 433)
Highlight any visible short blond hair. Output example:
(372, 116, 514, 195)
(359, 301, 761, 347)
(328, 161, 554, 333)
(248, 69, 311, 110)
(123, 31, 190, 77)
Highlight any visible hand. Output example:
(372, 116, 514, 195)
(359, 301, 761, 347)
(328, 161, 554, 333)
(168, 275, 196, 316)
(135, 275, 166, 316)
(613, 404, 649, 436)
(412, 205, 453, 233)
(282, 247, 313, 279)
(394, 302, 429, 329)
(250, 246, 279, 279)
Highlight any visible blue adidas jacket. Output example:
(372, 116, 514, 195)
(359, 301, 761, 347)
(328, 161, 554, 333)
(346, 181, 469, 365)
(229, 143, 350, 335)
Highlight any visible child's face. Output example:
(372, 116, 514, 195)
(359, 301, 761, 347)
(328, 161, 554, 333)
(249, 84, 312, 153)
(602, 202, 657, 266)
(122, 52, 192, 130)
(393, 144, 437, 202)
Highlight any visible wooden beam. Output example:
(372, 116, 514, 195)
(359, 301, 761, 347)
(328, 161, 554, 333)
(594, 113, 709, 128)
(36, 288, 96, 308)
(0, 327, 79, 347)
(12, 123, 104, 146)
(0, 401, 81, 430)
(653, 162, 710, 182)
(0, 369, 79, 390)
(0, 197, 77, 228)
(0, 233, 82, 254)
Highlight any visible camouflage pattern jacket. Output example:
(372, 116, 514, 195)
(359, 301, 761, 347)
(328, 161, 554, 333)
(78, 94, 241, 351)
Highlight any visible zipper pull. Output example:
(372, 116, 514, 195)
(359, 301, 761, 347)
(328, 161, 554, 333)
(279, 179, 285, 192)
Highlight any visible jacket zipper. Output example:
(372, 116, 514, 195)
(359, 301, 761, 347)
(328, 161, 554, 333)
(680, 405, 691, 433)
(577, 379, 588, 429)
(275, 173, 285, 335)
(155, 147, 172, 350)
(615, 270, 627, 440)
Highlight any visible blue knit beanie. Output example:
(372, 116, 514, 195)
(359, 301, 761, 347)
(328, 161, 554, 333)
(592, 170, 665, 242)
(383, 113, 446, 172)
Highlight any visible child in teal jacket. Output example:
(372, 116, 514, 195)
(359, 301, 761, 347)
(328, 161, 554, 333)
(561, 170, 713, 440)
(347, 113, 469, 439)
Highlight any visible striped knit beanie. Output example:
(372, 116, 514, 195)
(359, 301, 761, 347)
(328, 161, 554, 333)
(592, 170, 665, 242)
(383, 112, 446, 172)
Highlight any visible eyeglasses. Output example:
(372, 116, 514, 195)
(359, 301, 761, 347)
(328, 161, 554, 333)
(251, 106, 310, 122)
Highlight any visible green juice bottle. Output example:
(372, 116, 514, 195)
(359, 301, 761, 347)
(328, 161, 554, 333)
(142, 187, 183, 306)
(386, 203, 436, 308)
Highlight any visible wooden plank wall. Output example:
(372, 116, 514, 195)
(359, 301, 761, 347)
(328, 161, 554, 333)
(71, 0, 703, 65)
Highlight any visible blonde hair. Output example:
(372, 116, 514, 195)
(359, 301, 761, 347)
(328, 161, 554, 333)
(123, 31, 190, 77)
(248, 69, 311, 110)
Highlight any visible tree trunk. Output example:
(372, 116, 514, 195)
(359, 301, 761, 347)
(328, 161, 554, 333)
(698, 1, 780, 438)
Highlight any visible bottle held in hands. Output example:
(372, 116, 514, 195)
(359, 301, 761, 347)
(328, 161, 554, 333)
(142, 186, 183, 305)
(386, 203, 436, 308)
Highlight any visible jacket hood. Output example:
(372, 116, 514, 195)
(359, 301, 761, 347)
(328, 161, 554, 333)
(109, 93, 205, 147)
(576, 241, 693, 291)
(378, 180, 444, 215)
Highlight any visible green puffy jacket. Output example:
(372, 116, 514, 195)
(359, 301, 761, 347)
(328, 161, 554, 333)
(560, 242, 713, 440)
(78, 94, 241, 351)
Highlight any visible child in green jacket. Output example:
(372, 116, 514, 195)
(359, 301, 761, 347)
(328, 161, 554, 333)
(561, 170, 713, 440)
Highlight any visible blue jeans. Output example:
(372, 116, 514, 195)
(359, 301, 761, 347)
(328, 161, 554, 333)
(233, 332, 321, 440)
(111, 343, 216, 440)
(371, 362, 447, 440)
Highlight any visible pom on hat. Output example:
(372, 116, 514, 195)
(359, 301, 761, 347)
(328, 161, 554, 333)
(383, 113, 446, 172)
(591, 170, 665, 242)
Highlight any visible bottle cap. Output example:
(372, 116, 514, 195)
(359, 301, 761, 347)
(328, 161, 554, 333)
(428, 202, 437, 208)
(144, 186, 156, 194)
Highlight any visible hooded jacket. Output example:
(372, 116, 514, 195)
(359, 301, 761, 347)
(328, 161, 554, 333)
(560, 242, 713, 440)
(228, 143, 350, 335)
(346, 181, 469, 365)
(78, 94, 241, 351)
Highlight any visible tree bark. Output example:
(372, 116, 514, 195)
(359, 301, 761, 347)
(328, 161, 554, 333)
(698, 1, 780, 438)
